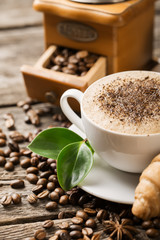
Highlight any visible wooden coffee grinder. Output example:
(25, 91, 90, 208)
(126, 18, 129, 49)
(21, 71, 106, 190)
(21, 0, 156, 106)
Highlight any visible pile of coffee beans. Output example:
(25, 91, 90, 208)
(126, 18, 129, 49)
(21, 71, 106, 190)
(47, 46, 99, 77)
(17, 97, 70, 128)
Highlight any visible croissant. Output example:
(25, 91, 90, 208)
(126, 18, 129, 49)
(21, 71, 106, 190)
(132, 154, 160, 220)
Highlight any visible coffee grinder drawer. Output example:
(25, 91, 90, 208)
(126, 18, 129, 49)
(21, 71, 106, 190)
(21, 45, 107, 110)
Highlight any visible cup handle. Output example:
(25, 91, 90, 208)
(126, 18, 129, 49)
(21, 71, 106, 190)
(60, 89, 85, 132)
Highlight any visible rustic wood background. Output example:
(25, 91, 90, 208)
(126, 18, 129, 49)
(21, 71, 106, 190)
(0, 0, 160, 239)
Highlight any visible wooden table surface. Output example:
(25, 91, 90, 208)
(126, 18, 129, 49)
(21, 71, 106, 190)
(0, 1, 160, 239)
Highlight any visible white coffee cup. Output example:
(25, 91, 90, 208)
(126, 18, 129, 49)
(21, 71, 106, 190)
(60, 71, 160, 173)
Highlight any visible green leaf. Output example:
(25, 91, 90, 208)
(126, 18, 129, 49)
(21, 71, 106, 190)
(28, 128, 83, 159)
(57, 141, 94, 191)
(84, 139, 95, 154)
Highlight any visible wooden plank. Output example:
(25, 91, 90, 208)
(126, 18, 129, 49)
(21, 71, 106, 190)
(0, 219, 105, 240)
(0, 216, 151, 240)
(0, 26, 44, 106)
(0, 0, 42, 29)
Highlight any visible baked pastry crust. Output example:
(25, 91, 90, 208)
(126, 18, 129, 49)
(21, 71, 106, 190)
(132, 154, 160, 220)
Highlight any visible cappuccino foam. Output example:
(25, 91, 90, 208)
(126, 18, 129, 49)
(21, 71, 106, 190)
(83, 72, 160, 135)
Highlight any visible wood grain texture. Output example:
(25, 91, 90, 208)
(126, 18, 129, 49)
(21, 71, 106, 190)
(0, 0, 42, 29)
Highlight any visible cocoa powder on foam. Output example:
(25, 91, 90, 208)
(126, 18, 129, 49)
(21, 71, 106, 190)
(83, 72, 160, 135)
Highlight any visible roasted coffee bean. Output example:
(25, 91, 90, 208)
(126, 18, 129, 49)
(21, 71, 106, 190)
(31, 157, 39, 166)
(47, 158, 56, 165)
(44, 91, 57, 104)
(49, 191, 59, 201)
(37, 178, 48, 187)
(47, 182, 55, 191)
(26, 173, 38, 184)
(1, 195, 12, 206)
(83, 199, 96, 209)
(9, 131, 25, 143)
(38, 162, 49, 171)
(40, 170, 52, 179)
(37, 190, 49, 199)
(34, 229, 46, 240)
(10, 156, 19, 165)
(22, 149, 32, 157)
(8, 140, 19, 152)
(67, 63, 78, 71)
(17, 100, 28, 107)
(45, 201, 58, 211)
(96, 209, 108, 221)
(20, 158, 31, 168)
(50, 162, 57, 171)
(76, 50, 88, 59)
(4, 148, 11, 157)
(59, 221, 69, 230)
(71, 217, 84, 225)
(27, 109, 40, 126)
(76, 210, 88, 221)
(5, 161, 14, 171)
(43, 220, 54, 229)
(0, 139, 6, 147)
(69, 225, 82, 231)
(0, 156, 6, 166)
(58, 211, 65, 219)
(54, 55, 66, 65)
(24, 115, 31, 124)
(48, 236, 58, 240)
(59, 231, 70, 240)
(84, 208, 97, 216)
(51, 65, 61, 71)
(153, 218, 160, 228)
(70, 230, 83, 239)
(27, 167, 39, 175)
(3, 113, 15, 130)
(68, 55, 78, 64)
(0, 149, 5, 156)
(31, 152, 38, 158)
(27, 193, 38, 204)
(0, 133, 6, 139)
(59, 195, 69, 205)
(23, 104, 31, 112)
(78, 66, 87, 73)
(62, 67, 76, 75)
(69, 191, 81, 205)
(146, 228, 159, 238)
(142, 220, 153, 229)
(82, 227, 93, 237)
(32, 185, 44, 195)
(12, 193, 21, 204)
(55, 187, 64, 196)
(85, 218, 97, 229)
(55, 230, 68, 236)
(78, 194, 90, 206)
(48, 174, 58, 184)
(11, 179, 25, 189)
(10, 152, 20, 157)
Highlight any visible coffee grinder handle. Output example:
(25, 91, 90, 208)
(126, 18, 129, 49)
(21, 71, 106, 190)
(60, 89, 85, 132)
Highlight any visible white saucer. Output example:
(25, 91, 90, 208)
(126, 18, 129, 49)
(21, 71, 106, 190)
(69, 124, 140, 205)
